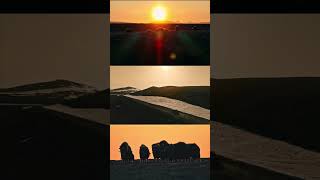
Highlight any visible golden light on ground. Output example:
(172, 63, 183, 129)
(110, 125, 210, 160)
(152, 6, 167, 22)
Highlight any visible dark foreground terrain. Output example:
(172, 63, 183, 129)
(212, 77, 320, 152)
(2, 105, 108, 180)
(110, 159, 209, 180)
(212, 154, 301, 180)
(110, 95, 207, 124)
(111, 23, 210, 65)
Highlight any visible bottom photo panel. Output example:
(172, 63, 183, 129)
(110, 125, 210, 180)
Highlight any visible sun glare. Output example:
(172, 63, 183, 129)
(152, 6, 167, 22)
(161, 66, 170, 71)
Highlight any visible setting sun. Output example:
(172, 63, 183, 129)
(152, 6, 167, 22)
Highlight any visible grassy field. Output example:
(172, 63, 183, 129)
(110, 159, 210, 180)
(111, 23, 210, 65)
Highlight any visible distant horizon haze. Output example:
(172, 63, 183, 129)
(111, 66, 210, 90)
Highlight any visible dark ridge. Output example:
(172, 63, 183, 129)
(134, 86, 210, 109)
(211, 77, 320, 152)
(111, 87, 137, 91)
(0, 79, 93, 92)
(110, 23, 210, 32)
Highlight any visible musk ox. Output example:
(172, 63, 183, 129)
(152, 140, 168, 159)
(152, 140, 200, 160)
(119, 142, 134, 161)
(139, 144, 150, 160)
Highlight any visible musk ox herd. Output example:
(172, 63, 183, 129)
(119, 140, 200, 161)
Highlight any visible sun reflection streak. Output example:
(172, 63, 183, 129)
(155, 31, 163, 65)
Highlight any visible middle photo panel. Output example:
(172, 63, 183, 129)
(110, 66, 210, 124)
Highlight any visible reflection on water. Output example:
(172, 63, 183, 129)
(125, 95, 210, 120)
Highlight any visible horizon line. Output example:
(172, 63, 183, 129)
(110, 21, 210, 24)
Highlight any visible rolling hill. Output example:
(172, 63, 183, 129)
(133, 86, 210, 109)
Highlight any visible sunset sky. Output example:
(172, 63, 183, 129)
(110, 1, 210, 24)
(111, 66, 210, 89)
(110, 125, 210, 160)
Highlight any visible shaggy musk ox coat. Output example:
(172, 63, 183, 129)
(119, 142, 134, 161)
(139, 144, 150, 160)
(152, 140, 200, 160)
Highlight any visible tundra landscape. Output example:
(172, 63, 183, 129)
(110, 66, 210, 124)
(211, 77, 320, 179)
(111, 140, 209, 180)
(1, 80, 109, 179)
(110, 125, 210, 180)
(111, 23, 210, 65)
(111, 86, 210, 124)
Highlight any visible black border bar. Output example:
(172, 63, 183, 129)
(2, 0, 320, 14)
(0, 0, 109, 13)
(212, 0, 320, 13)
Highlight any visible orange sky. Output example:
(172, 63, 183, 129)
(110, 1, 210, 23)
(110, 125, 210, 160)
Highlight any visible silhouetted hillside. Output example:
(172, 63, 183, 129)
(110, 87, 138, 95)
(134, 86, 210, 109)
(0, 79, 95, 93)
(212, 77, 320, 152)
(0, 80, 98, 105)
(110, 23, 210, 32)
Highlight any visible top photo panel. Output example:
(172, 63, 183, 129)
(110, 0, 210, 65)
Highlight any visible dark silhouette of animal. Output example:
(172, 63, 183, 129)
(152, 140, 169, 159)
(152, 143, 160, 159)
(152, 140, 200, 160)
(139, 144, 150, 160)
(119, 142, 134, 161)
